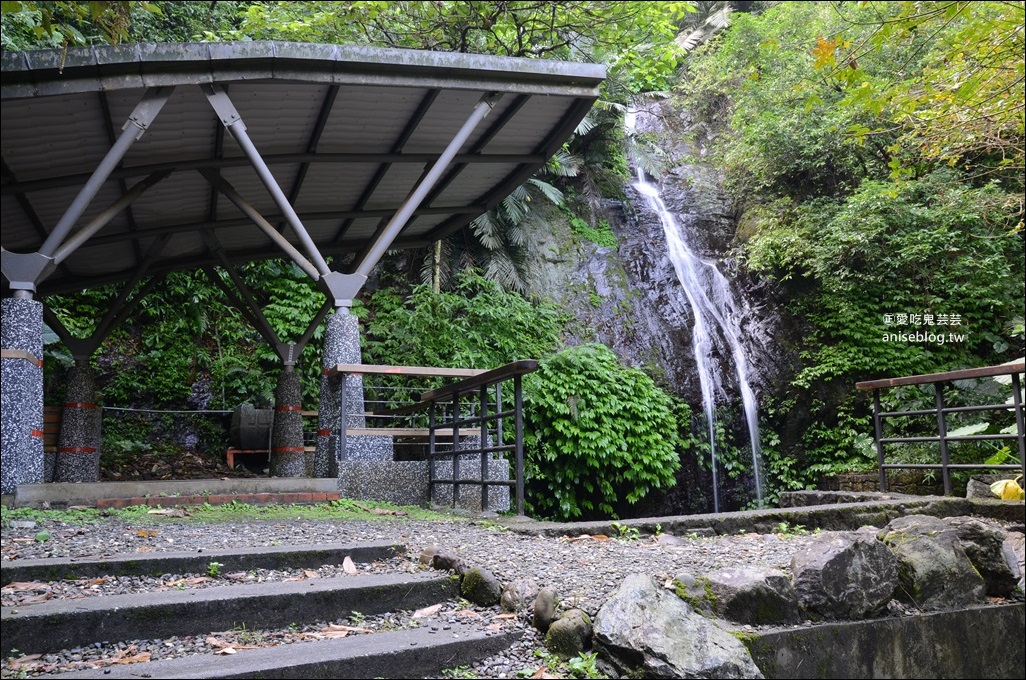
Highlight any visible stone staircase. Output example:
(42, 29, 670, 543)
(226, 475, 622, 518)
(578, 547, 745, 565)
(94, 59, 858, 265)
(0, 541, 520, 678)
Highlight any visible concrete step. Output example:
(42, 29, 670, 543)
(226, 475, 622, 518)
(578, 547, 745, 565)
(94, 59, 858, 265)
(1, 540, 404, 585)
(1, 572, 459, 656)
(52, 622, 521, 679)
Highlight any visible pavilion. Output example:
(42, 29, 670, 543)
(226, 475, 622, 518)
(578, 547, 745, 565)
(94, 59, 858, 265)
(0, 42, 604, 499)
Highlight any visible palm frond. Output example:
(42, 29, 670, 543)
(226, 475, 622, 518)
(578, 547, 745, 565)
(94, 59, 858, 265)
(470, 211, 505, 251)
(526, 178, 565, 205)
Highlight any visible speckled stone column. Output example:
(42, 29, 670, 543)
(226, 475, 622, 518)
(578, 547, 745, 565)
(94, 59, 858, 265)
(1, 298, 45, 495)
(53, 360, 102, 482)
(270, 369, 305, 477)
(316, 310, 393, 480)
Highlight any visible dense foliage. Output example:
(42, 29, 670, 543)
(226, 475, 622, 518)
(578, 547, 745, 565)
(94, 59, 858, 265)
(680, 1, 1024, 490)
(523, 343, 681, 520)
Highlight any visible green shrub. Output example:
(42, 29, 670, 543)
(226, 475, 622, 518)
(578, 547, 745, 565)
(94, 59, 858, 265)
(523, 343, 680, 520)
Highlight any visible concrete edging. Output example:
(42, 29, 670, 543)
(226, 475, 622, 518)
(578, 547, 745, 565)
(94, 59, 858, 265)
(0, 540, 405, 585)
(1, 573, 459, 656)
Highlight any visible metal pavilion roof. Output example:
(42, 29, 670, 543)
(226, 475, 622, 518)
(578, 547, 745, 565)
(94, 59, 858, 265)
(0, 42, 604, 299)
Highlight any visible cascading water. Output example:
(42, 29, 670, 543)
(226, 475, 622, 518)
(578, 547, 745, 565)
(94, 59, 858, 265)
(625, 109, 762, 512)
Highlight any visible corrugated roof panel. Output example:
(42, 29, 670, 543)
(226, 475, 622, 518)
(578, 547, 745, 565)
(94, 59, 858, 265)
(130, 172, 212, 227)
(111, 87, 216, 169)
(291, 162, 389, 213)
(481, 95, 579, 154)
(361, 164, 435, 211)
(217, 82, 327, 158)
(400, 89, 488, 155)
(317, 86, 431, 154)
(1, 94, 111, 181)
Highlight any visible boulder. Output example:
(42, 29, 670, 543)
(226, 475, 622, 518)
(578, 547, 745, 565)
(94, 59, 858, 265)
(461, 567, 502, 606)
(704, 567, 800, 625)
(879, 515, 985, 610)
(944, 517, 1019, 596)
(593, 573, 764, 679)
(545, 608, 592, 659)
(501, 578, 540, 613)
(533, 587, 559, 633)
(672, 572, 717, 617)
(791, 529, 898, 620)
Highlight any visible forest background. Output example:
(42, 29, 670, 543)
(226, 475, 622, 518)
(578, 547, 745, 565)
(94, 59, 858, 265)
(2, 1, 1023, 520)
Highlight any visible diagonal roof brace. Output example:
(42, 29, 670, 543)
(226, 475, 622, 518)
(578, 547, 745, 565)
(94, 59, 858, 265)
(322, 92, 503, 308)
(203, 83, 332, 279)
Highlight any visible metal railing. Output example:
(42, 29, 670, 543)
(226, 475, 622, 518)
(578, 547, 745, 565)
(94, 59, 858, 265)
(325, 360, 538, 514)
(856, 361, 1025, 495)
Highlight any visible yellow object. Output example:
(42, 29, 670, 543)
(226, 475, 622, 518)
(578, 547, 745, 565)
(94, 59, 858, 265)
(990, 475, 1025, 501)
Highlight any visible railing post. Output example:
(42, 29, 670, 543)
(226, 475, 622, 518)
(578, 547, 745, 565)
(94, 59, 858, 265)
(480, 384, 489, 512)
(935, 385, 952, 495)
(452, 391, 461, 509)
(428, 400, 437, 506)
(873, 389, 887, 492)
(514, 373, 525, 516)
(1012, 373, 1025, 482)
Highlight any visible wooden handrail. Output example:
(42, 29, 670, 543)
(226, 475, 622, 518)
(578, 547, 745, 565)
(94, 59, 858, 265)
(325, 363, 486, 379)
(856, 361, 1024, 391)
(420, 360, 539, 402)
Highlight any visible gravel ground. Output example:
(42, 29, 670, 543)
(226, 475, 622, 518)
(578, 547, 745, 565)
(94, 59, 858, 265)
(1, 513, 1009, 678)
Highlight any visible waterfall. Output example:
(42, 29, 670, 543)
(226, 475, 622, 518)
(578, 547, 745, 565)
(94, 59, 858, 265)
(625, 109, 763, 512)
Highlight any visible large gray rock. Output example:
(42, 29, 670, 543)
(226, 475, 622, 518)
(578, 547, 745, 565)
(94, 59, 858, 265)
(879, 515, 985, 611)
(704, 568, 800, 625)
(944, 517, 1019, 596)
(791, 529, 898, 620)
(593, 573, 764, 679)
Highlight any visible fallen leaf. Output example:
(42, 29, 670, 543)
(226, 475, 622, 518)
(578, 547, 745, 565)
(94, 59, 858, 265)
(215, 647, 237, 655)
(456, 609, 481, 618)
(324, 624, 373, 634)
(493, 613, 518, 620)
(225, 572, 248, 581)
(114, 652, 151, 665)
(184, 576, 213, 586)
(303, 570, 320, 579)
(136, 546, 154, 552)
(137, 529, 158, 537)
(486, 623, 503, 631)
(206, 637, 228, 648)
(413, 603, 443, 618)
(342, 556, 358, 575)
(370, 507, 407, 516)
(2, 581, 49, 593)
(19, 592, 54, 605)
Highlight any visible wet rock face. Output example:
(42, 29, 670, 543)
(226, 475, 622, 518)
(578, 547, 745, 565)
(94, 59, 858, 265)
(879, 515, 986, 611)
(943, 517, 1021, 597)
(593, 573, 764, 679)
(704, 567, 801, 626)
(791, 529, 898, 620)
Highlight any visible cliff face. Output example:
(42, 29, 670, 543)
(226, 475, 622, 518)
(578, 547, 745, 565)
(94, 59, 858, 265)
(524, 99, 794, 406)
(522, 98, 807, 514)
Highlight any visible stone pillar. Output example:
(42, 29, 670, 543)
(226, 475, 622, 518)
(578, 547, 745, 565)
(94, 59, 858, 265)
(53, 359, 103, 482)
(1, 298, 44, 495)
(270, 368, 305, 477)
(315, 310, 392, 480)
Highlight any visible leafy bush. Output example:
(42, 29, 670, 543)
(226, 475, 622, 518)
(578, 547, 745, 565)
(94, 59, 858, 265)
(523, 343, 680, 520)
